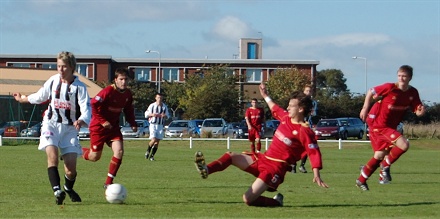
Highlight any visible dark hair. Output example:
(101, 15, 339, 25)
(289, 91, 313, 116)
(114, 68, 129, 79)
(398, 65, 413, 78)
(251, 98, 258, 102)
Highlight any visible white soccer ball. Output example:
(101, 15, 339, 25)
(105, 183, 127, 204)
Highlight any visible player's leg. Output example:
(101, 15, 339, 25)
(62, 152, 81, 202)
(149, 140, 160, 161)
(357, 150, 386, 191)
(45, 145, 66, 205)
(243, 178, 282, 207)
(194, 152, 253, 178)
(248, 129, 256, 152)
(299, 155, 308, 173)
(82, 132, 107, 162)
(255, 128, 262, 152)
(379, 136, 409, 183)
(105, 140, 124, 186)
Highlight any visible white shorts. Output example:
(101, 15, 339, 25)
(149, 124, 164, 140)
(38, 121, 82, 156)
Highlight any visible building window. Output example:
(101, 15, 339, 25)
(246, 69, 262, 82)
(77, 64, 88, 77)
(247, 43, 257, 59)
(9, 63, 31, 68)
(132, 67, 151, 82)
(163, 68, 179, 82)
(42, 63, 57, 69)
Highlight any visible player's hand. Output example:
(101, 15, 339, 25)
(359, 108, 368, 121)
(74, 120, 86, 130)
(415, 104, 425, 117)
(259, 83, 268, 97)
(13, 93, 27, 103)
(102, 121, 113, 129)
(313, 176, 329, 188)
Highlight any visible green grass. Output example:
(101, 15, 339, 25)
(0, 139, 439, 218)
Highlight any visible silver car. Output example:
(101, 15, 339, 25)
(120, 120, 149, 138)
(165, 120, 190, 138)
(200, 118, 228, 137)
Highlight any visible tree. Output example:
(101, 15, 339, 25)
(266, 66, 311, 109)
(179, 64, 240, 122)
(316, 69, 348, 97)
(161, 81, 186, 119)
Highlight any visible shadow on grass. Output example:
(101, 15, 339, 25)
(296, 201, 439, 208)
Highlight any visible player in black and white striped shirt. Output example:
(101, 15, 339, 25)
(144, 93, 170, 161)
(14, 51, 91, 205)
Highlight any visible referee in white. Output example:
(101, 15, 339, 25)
(144, 93, 170, 161)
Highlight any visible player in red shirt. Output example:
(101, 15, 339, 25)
(245, 98, 265, 153)
(82, 68, 138, 188)
(194, 83, 329, 207)
(356, 65, 425, 191)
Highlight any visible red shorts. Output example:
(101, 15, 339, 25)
(369, 127, 403, 151)
(244, 152, 287, 192)
(89, 128, 123, 152)
(248, 128, 261, 141)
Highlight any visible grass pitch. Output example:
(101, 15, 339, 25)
(0, 139, 439, 218)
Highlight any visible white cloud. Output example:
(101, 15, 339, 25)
(206, 16, 253, 42)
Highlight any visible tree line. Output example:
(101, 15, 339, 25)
(106, 65, 439, 124)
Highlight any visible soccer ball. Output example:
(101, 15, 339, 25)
(105, 184, 127, 204)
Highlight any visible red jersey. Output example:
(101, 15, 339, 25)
(245, 107, 264, 129)
(264, 104, 323, 169)
(368, 83, 422, 129)
(89, 85, 136, 132)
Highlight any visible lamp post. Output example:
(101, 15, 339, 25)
(352, 56, 368, 137)
(146, 50, 161, 93)
(352, 56, 367, 94)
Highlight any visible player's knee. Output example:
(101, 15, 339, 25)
(242, 194, 252, 206)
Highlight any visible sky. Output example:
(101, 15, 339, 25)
(1, 0, 439, 104)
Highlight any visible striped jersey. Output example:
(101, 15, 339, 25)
(27, 74, 91, 125)
(145, 102, 170, 125)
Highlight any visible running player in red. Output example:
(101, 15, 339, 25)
(245, 98, 264, 153)
(82, 68, 137, 188)
(194, 83, 329, 207)
(356, 65, 425, 191)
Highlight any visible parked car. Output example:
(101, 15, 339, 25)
(0, 122, 7, 136)
(225, 122, 242, 138)
(200, 118, 228, 137)
(20, 122, 42, 137)
(3, 121, 39, 137)
(366, 122, 403, 140)
(314, 117, 365, 140)
(165, 120, 190, 138)
(188, 119, 204, 137)
(120, 119, 149, 138)
(78, 127, 90, 138)
(262, 120, 280, 138)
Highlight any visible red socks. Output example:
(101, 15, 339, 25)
(358, 157, 381, 183)
(207, 152, 232, 174)
(381, 146, 406, 168)
(106, 156, 122, 185)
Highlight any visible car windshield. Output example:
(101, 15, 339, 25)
(169, 121, 188, 128)
(204, 120, 223, 127)
(317, 120, 338, 127)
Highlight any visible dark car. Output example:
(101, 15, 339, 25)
(314, 117, 365, 140)
(262, 120, 280, 138)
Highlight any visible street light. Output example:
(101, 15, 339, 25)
(352, 56, 368, 136)
(146, 50, 161, 93)
(352, 56, 367, 94)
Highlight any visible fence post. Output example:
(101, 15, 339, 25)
(338, 138, 342, 150)
(265, 138, 269, 150)
(0, 135, 2, 146)
(227, 137, 230, 150)
(189, 137, 193, 149)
